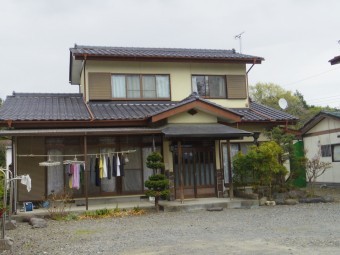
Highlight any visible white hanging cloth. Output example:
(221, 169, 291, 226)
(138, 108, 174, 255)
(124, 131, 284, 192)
(116, 155, 121, 176)
(20, 174, 32, 192)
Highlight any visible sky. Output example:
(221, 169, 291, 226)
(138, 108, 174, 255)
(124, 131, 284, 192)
(1, 0, 340, 107)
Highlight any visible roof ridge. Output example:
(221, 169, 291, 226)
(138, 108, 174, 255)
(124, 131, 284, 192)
(73, 45, 237, 53)
(11, 92, 83, 97)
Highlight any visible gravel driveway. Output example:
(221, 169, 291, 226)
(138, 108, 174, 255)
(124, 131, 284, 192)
(3, 202, 340, 255)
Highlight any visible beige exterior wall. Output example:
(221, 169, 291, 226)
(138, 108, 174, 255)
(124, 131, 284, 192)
(82, 60, 248, 108)
(308, 118, 340, 133)
(168, 110, 217, 124)
(304, 118, 340, 183)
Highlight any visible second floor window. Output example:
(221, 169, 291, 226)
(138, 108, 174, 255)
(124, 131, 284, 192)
(111, 74, 170, 99)
(192, 75, 226, 98)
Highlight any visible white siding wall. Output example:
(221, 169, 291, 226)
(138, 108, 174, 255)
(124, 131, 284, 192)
(303, 118, 340, 183)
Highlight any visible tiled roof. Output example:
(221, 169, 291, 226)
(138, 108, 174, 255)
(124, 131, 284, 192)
(0, 93, 297, 123)
(0, 93, 91, 121)
(232, 102, 298, 122)
(323, 111, 340, 118)
(89, 101, 176, 120)
(70, 45, 264, 63)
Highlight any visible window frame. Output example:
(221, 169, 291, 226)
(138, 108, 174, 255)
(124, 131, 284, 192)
(332, 144, 340, 162)
(321, 144, 332, 157)
(191, 74, 227, 99)
(111, 74, 171, 100)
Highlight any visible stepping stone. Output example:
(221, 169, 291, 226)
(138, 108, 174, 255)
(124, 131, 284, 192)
(207, 207, 223, 211)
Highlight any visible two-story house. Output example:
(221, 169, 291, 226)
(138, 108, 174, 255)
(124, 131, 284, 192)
(0, 45, 297, 209)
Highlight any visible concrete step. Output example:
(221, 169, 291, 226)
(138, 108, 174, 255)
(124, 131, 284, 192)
(159, 198, 259, 212)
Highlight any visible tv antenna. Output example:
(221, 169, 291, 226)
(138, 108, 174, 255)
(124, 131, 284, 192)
(234, 31, 245, 53)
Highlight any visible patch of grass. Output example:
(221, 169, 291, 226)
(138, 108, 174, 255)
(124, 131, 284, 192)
(75, 229, 97, 235)
(79, 206, 146, 219)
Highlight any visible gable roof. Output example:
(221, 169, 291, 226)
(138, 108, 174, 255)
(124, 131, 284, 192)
(70, 45, 264, 63)
(150, 92, 243, 123)
(0, 93, 91, 121)
(0, 92, 298, 128)
(69, 45, 264, 84)
(300, 111, 340, 134)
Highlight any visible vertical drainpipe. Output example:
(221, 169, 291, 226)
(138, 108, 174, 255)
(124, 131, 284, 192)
(246, 59, 256, 107)
(83, 54, 88, 101)
(227, 140, 233, 199)
(84, 135, 88, 211)
(12, 136, 17, 214)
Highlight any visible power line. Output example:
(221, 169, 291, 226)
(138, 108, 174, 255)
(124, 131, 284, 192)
(283, 66, 340, 88)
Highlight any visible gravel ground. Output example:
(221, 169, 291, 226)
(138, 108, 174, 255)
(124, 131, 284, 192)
(2, 201, 340, 255)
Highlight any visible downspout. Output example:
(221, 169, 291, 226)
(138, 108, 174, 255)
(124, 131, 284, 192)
(83, 54, 88, 101)
(12, 136, 17, 214)
(245, 59, 257, 108)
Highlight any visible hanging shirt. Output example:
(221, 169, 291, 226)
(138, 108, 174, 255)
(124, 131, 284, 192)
(90, 156, 96, 185)
(80, 163, 85, 186)
(95, 157, 101, 187)
(99, 155, 103, 179)
(107, 156, 112, 179)
(102, 155, 108, 178)
(120, 155, 125, 177)
(112, 155, 117, 177)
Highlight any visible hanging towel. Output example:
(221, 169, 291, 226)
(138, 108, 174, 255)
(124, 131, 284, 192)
(20, 175, 32, 192)
(116, 155, 121, 176)
(103, 155, 108, 178)
(73, 163, 80, 190)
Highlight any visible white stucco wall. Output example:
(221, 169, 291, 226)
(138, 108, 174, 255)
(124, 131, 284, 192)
(303, 118, 340, 183)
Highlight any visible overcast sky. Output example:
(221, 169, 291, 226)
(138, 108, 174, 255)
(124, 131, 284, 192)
(1, 0, 340, 107)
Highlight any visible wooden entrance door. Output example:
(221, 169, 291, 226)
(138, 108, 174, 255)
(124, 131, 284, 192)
(174, 145, 216, 199)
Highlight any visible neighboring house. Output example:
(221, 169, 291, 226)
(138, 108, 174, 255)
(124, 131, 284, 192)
(0, 45, 297, 207)
(300, 111, 340, 185)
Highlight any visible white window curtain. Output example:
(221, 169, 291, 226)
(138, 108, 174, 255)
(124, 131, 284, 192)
(192, 76, 198, 93)
(111, 75, 126, 98)
(333, 145, 340, 161)
(127, 75, 140, 98)
(156, 75, 170, 98)
(143, 75, 156, 98)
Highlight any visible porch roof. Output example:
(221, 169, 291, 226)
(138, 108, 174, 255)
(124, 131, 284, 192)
(162, 123, 252, 139)
(0, 92, 298, 127)
(0, 127, 162, 137)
